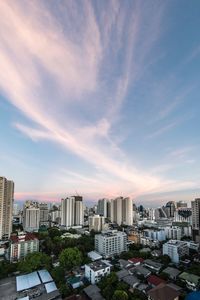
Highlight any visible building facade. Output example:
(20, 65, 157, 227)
(111, 197, 133, 226)
(0, 176, 14, 240)
(85, 260, 111, 284)
(95, 230, 127, 258)
(23, 201, 40, 232)
(9, 232, 39, 262)
(191, 198, 200, 242)
(61, 196, 83, 228)
(162, 240, 189, 263)
(88, 215, 107, 232)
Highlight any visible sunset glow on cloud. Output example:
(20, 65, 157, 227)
(0, 0, 200, 205)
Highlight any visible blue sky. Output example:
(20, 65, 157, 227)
(0, 0, 200, 206)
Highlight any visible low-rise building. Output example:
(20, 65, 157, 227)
(122, 275, 140, 288)
(9, 232, 39, 262)
(147, 275, 166, 288)
(87, 251, 103, 262)
(147, 282, 180, 300)
(144, 259, 163, 273)
(162, 267, 181, 280)
(95, 230, 127, 258)
(162, 240, 189, 263)
(130, 265, 151, 278)
(85, 260, 111, 284)
(179, 272, 200, 291)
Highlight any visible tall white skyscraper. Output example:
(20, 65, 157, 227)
(23, 201, 40, 232)
(0, 176, 14, 240)
(191, 198, 200, 242)
(88, 215, 106, 232)
(111, 197, 133, 226)
(61, 196, 83, 228)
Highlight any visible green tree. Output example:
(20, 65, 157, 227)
(18, 252, 51, 273)
(112, 290, 128, 300)
(159, 254, 171, 266)
(48, 227, 61, 239)
(51, 266, 65, 285)
(59, 283, 72, 298)
(59, 247, 82, 270)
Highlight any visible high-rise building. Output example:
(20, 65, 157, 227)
(39, 203, 49, 226)
(61, 196, 83, 228)
(0, 176, 14, 240)
(174, 207, 192, 224)
(111, 197, 133, 226)
(191, 198, 200, 242)
(23, 201, 40, 232)
(13, 203, 19, 216)
(88, 215, 107, 232)
(165, 201, 176, 218)
(97, 198, 110, 219)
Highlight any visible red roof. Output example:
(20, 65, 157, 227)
(128, 257, 144, 264)
(147, 275, 166, 286)
(10, 232, 38, 243)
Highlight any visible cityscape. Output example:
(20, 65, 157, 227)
(1, 1, 200, 300)
(0, 176, 200, 300)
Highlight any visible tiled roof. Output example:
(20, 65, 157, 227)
(148, 283, 180, 300)
(128, 257, 144, 264)
(10, 233, 38, 243)
(147, 275, 166, 286)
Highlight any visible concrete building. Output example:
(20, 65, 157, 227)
(111, 197, 133, 226)
(85, 260, 111, 284)
(0, 177, 14, 240)
(165, 201, 176, 218)
(61, 196, 83, 228)
(163, 240, 189, 263)
(95, 230, 127, 258)
(23, 201, 40, 232)
(97, 198, 110, 219)
(143, 229, 166, 241)
(88, 215, 107, 232)
(50, 208, 61, 224)
(9, 232, 39, 262)
(39, 203, 49, 226)
(191, 198, 200, 242)
(176, 201, 187, 208)
(174, 207, 192, 224)
(165, 227, 182, 240)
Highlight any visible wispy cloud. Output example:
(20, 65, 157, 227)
(0, 0, 196, 201)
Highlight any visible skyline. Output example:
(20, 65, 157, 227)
(1, 0, 200, 206)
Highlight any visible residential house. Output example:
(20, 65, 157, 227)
(147, 282, 180, 300)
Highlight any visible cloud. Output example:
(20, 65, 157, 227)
(1, 0, 195, 201)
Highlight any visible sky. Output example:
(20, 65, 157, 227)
(0, 0, 200, 207)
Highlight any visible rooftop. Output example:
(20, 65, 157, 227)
(163, 267, 181, 277)
(128, 257, 144, 264)
(148, 283, 180, 300)
(147, 275, 166, 286)
(83, 285, 105, 300)
(179, 272, 200, 285)
(144, 259, 163, 269)
(10, 232, 38, 243)
(122, 275, 140, 287)
(87, 260, 109, 272)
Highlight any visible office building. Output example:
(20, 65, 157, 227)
(88, 215, 107, 232)
(162, 240, 189, 263)
(0, 176, 14, 240)
(111, 197, 133, 226)
(95, 230, 127, 258)
(61, 196, 83, 228)
(143, 229, 166, 241)
(191, 198, 200, 242)
(23, 201, 40, 232)
(9, 231, 39, 262)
